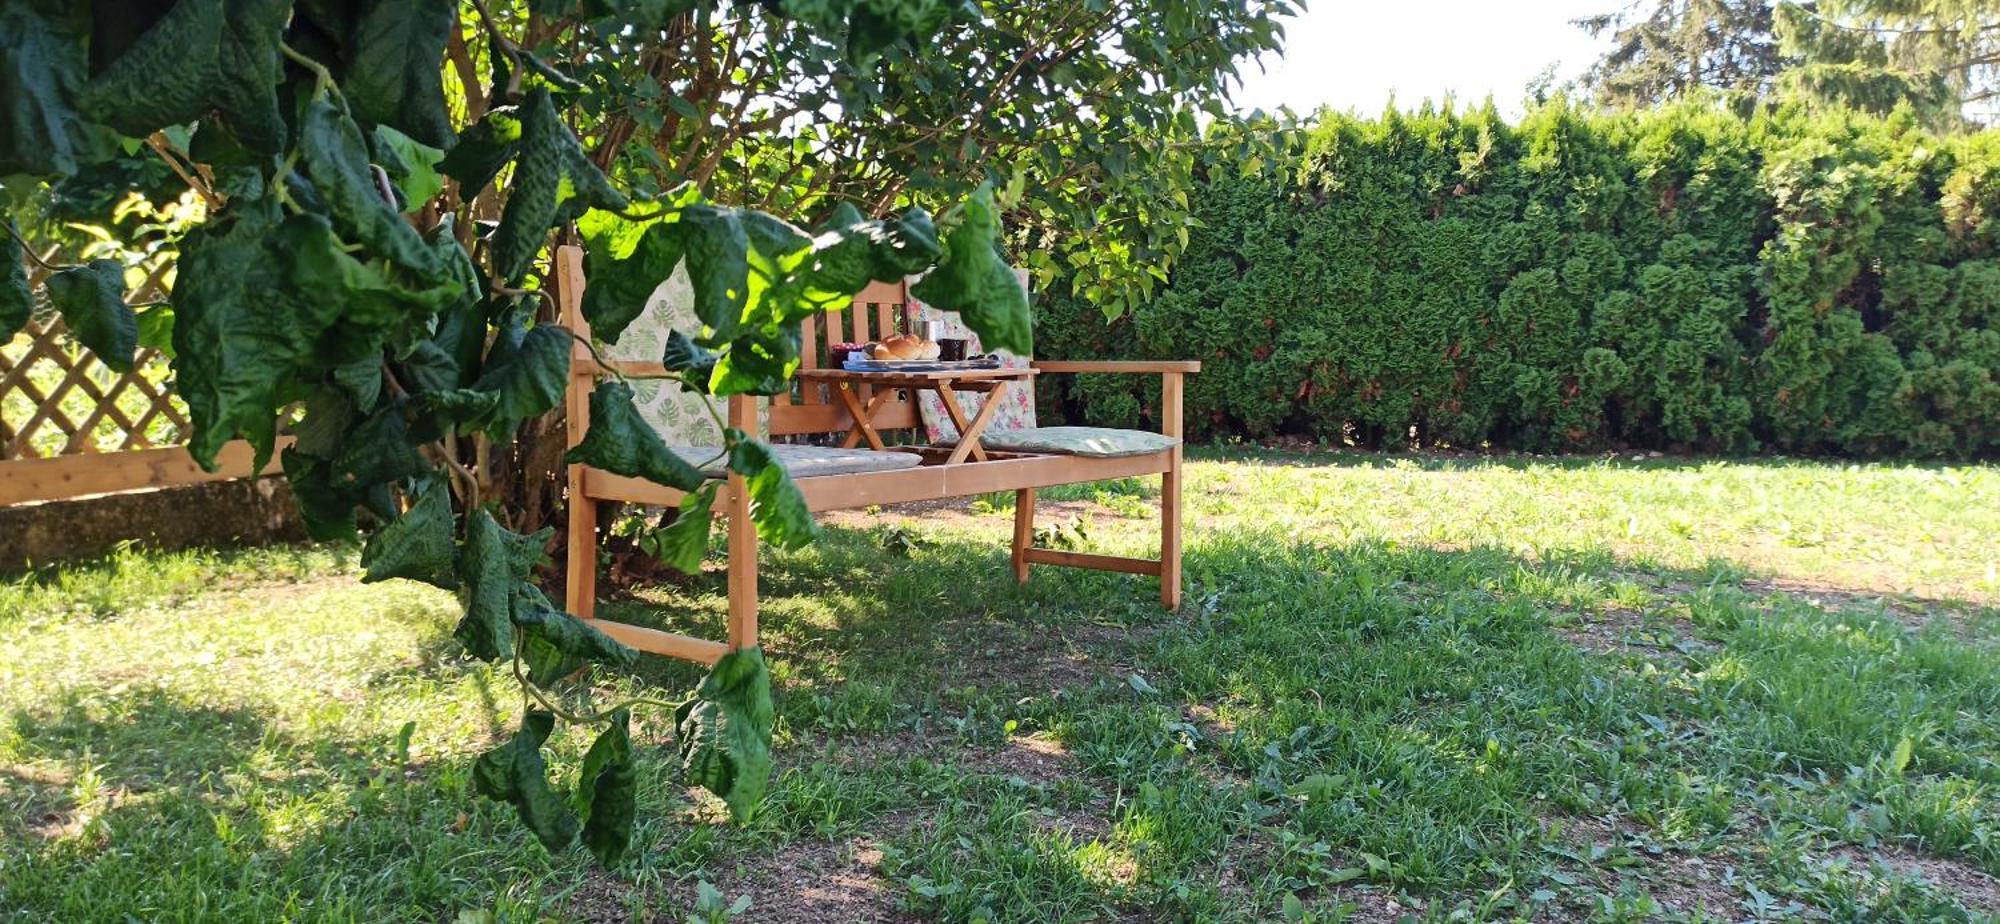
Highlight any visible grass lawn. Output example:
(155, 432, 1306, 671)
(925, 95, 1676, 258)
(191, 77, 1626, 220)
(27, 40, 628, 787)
(4, 448, 1999, 922)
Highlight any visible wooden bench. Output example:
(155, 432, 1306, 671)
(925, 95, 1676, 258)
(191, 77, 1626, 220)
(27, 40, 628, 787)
(553, 245, 1198, 665)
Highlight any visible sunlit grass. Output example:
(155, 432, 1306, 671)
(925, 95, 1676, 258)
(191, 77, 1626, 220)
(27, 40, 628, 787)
(3, 448, 1998, 921)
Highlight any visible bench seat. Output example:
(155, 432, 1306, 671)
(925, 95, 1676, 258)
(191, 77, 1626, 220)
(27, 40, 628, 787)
(940, 426, 1179, 459)
(675, 444, 924, 479)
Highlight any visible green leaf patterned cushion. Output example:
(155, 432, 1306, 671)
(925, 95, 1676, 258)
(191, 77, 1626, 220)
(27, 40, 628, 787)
(952, 426, 1179, 458)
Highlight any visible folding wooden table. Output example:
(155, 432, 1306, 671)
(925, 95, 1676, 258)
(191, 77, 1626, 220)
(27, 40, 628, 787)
(794, 367, 1038, 464)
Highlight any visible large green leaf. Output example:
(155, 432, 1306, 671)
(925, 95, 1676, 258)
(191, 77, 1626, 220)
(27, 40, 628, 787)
(212, 0, 292, 153)
(472, 710, 579, 853)
(577, 208, 685, 344)
(491, 88, 627, 284)
(281, 447, 359, 541)
(1, 224, 29, 340)
(661, 329, 718, 383)
(910, 184, 1032, 355)
(438, 106, 522, 200)
(650, 482, 719, 574)
(344, 0, 456, 149)
(371, 125, 446, 207)
(802, 203, 943, 297)
(76, 0, 223, 138)
(564, 380, 708, 492)
(726, 435, 819, 550)
(45, 260, 136, 373)
(710, 324, 802, 396)
(299, 96, 443, 280)
(466, 322, 571, 437)
(330, 400, 431, 489)
(454, 509, 552, 662)
(171, 202, 336, 470)
(512, 605, 636, 687)
(0, 4, 112, 177)
(676, 205, 754, 344)
(575, 710, 637, 866)
(360, 475, 457, 589)
(674, 646, 775, 823)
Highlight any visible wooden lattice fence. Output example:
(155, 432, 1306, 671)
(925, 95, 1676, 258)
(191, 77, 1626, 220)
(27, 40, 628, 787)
(1, 250, 276, 506)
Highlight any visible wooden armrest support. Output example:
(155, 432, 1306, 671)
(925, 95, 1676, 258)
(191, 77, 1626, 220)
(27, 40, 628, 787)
(1031, 360, 1201, 375)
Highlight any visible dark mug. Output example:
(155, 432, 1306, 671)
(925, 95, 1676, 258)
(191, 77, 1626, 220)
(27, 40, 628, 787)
(938, 338, 968, 361)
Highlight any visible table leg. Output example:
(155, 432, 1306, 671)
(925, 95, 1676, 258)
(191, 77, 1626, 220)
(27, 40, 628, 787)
(944, 380, 1009, 465)
(832, 383, 891, 450)
(934, 383, 988, 462)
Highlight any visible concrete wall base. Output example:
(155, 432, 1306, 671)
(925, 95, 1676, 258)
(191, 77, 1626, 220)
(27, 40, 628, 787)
(0, 477, 306, 572)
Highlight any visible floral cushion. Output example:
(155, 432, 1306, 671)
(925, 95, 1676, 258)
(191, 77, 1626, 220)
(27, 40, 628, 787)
(667, 444, 924, 480)
(945, 426, 1179, 459)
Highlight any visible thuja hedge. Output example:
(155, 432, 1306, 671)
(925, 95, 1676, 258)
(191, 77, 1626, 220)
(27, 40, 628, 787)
(1035, 101, 2000, 456)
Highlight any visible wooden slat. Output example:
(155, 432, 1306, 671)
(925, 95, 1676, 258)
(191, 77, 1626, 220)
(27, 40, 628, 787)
(1033, 360, 1204, 374)
(1021, 548, 1163, 576)
(849, 302, 870, 344)
(768, 399, 918, 436)
(0, 439, 288, 505)
(1012, 488, 1035, 583)
(555, 246, 599, 619)
(583, 619, 728, 665)
(725, 394, 758, 650)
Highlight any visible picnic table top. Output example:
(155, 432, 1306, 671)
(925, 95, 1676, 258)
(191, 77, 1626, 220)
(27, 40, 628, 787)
(795, 367, 1039, 386)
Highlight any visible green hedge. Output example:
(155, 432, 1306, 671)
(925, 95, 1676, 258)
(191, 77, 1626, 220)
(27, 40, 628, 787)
(1035, 101, 2000, 456)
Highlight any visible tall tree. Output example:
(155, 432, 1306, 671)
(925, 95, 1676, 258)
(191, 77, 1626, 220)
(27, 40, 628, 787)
(1775, 0, 2000, 130)
(1576, 0, 1792, 107)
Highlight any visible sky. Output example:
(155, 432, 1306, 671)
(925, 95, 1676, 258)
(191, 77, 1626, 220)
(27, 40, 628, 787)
(1229, 0, 1618, 118)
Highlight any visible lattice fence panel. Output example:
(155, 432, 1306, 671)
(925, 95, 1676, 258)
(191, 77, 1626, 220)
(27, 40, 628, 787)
(0, 316, 187, 460)
(2, 250, 189, 461)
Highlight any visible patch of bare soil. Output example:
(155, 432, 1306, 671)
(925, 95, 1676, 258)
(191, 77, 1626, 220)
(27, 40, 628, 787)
(1554, 606, 1709, 659)
(1828, 843, 2000, 914)
(1742, 578, 1985, 634)
(1557, 815, 1741, 918)
(706, 835, 918, 924)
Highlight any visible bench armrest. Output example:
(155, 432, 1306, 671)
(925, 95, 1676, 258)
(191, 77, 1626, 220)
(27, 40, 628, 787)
(1031, 360, 1201, 375)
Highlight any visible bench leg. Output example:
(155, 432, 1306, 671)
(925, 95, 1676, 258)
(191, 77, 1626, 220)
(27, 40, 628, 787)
(1160, 371, 1184, 611)
(724, 395, 760, 651)
(1011, 488, 1035, 583)
(565, 475, 598, 620)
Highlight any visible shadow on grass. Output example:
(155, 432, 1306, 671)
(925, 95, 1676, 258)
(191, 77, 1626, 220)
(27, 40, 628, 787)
(572, 518, 2000, 918)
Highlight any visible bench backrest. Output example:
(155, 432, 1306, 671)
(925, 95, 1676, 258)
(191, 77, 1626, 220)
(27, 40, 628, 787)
(558, 243, 925, 443)
(771, 279, 922, 438)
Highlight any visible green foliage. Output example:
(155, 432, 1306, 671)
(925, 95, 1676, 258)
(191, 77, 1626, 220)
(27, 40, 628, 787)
(1, 0, 1095, 867)
(360, 475, 458, 589)
(0, 4, 110, 176)
(513, 605, 636, 687)
(0, 223, 29, 338)
(652, 482, 720, 574)
(1042, 100, 2000, 458)
(565, 380, 708, 492)
(341, 0, 457, 149)
(911, 184, 1032, 356)
(675, 647, 775, 823)
(726, 435, 819, 551)
(472, 710, 580, 852)
(575, 709, 638, 866)
(43, 258, 136, 372)
(491, 88, 626, 283)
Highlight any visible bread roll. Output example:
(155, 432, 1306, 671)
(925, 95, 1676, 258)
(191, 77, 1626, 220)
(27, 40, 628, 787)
(866, 333, 939, 361)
